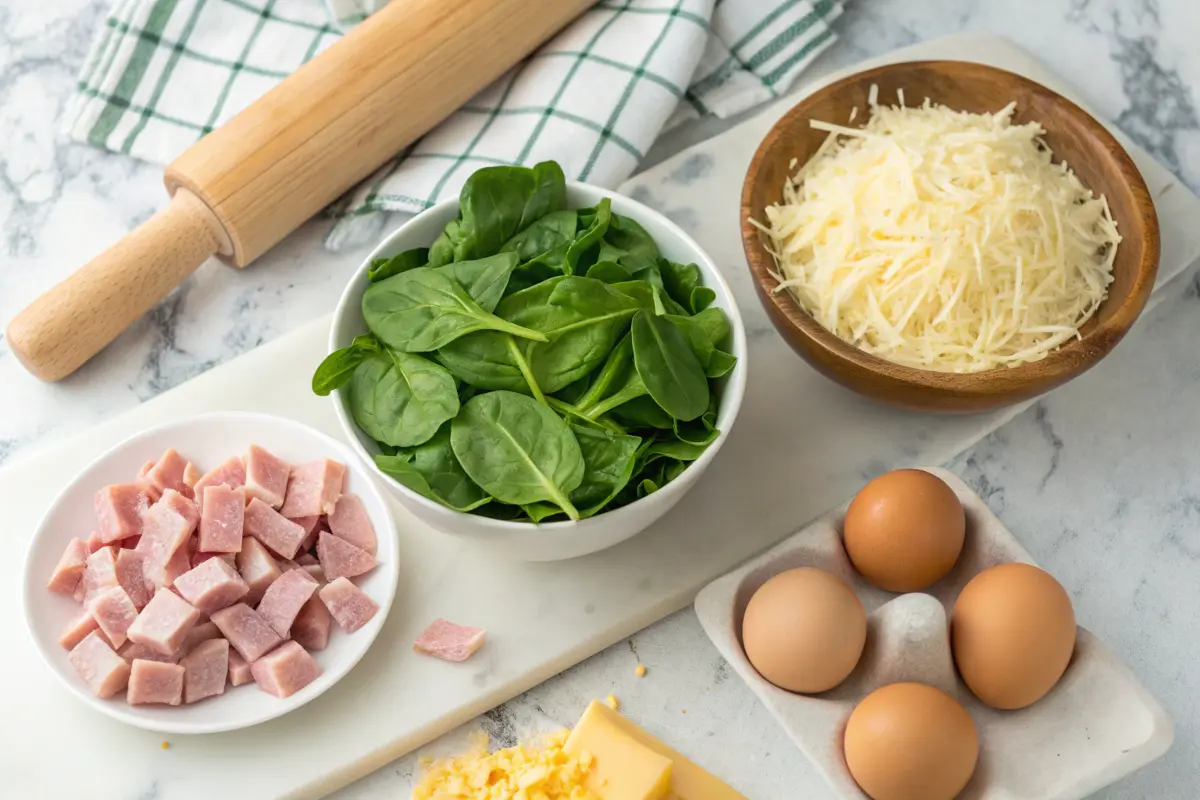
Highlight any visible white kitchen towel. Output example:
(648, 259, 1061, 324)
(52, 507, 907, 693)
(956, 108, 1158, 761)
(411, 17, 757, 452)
(67, 0, 841, 247)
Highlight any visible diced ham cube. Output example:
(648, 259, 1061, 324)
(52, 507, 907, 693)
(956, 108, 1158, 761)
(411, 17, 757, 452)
(119, 641, 177, 664)
(327, 494, 377, 555)
(174, 557, 249, 614)
(72, 581, 86, 604)
(59, 610, 100, 650)
(227, 649, 253, 686)
(193, 456, 246, 497)
(47, 538, 90, 595)
(235, 537, 282, 606)
(199, 484, 245, 554)
(251, 641, 321, 698)
(88, 586, 139, 648)
(127, 659, 184, 705)
(319, 577, 379, 633)
(295, 552, 319, 567)
(127, 588, 202, 656)
(139, 460, 156, 478)
(279, 460, 346, 518)
(176, 621, 221, 658)
(301, 564, 325, 583)
(244, 445, 290, 509)
(122, 535, 142, 550)
(210, 603, 283, 662)
(181, 639, 229, 704)
(70, 631, 131, 698)
(257, 569, 319, 638)
(413, 618, 487, 663)
(81, 546, 120, 604)
(290, 516, 320, 537)
(244, 498, 307, 560)
(316, 531, 376, 582)
(135, 490, 199, 588)
(115, 549, 151, 609)
(146, 449, 194, 500)
(299, 520, 323, 554)
(194, 551, 236, 570)
(161, 545, 192, 592)
(291, 595, 332, 652)
(94, 484, 151, 544)
(85, 531, 107, 553)
(183, 462, 201, 489)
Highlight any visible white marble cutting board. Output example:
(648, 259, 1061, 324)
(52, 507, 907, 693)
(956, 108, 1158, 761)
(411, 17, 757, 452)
(4, 34, 1199, 800)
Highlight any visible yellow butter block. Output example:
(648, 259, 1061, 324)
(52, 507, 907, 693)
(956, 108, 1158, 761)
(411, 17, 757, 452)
(564, 702, 672, 800)
(570, 701, 749, 800)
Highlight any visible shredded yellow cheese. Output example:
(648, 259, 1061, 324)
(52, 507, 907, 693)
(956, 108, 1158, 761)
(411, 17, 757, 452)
(754, 91, 1121, 372)
(411, 731, 601, 800)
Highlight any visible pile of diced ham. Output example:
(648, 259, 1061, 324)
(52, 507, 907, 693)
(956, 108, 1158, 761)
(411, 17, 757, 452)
(46, 446, 382, 706)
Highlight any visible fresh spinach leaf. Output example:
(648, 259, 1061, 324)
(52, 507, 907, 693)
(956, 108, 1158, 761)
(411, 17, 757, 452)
(312, 334, 380, 396)
(603, 214, 660, 261)
(631, 310, 710, 421)
(369, 248, 429, 283)
(363, 267, 547, 352)
(436, 331, 526, 391)
(571, 332, 633, 414)
(506, 245, 567, 296)
(435, 252, 518, 313)
(522, 502, 565, 523)
(585, 260, 633, 284)
(659, 260, 700, 311)
(638, 435, 710, 465)
(431, 162, 568, 265)
(501, 210, 577, 262)
(690, 286, 716, 314)
(450, 391, 585, 519)
(564, 198, 611, 273)
(568, 424, 642, 517)
(348, 349, 459, 447)
(406, 422, 491, 511)
(611, 395, 674, 429)
(496, 276, 639, 393)
(665, 308, 738, 378)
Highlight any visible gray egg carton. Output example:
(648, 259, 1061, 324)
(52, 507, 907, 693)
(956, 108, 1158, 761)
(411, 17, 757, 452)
(694, 467, 1172, 799)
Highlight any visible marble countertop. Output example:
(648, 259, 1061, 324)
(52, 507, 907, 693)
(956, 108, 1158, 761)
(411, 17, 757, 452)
(3, 0, 1199, 797)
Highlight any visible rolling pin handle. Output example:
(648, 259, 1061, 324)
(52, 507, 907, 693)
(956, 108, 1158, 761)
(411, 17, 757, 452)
(5, 189, 229, 382)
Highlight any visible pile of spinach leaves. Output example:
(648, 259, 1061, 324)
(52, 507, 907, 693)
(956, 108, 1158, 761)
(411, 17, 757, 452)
(313, 161, 737, 523)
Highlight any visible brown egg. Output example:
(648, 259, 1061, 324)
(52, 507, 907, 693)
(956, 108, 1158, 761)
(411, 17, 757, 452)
(952, 562, 1076, 709)
(843, 469, 965, 592)
(741, 567, 866, 693)
(843, 682, 979, 800)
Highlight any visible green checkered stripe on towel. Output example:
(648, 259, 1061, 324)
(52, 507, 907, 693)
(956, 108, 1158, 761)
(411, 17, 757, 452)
(66, 0, 841, 248)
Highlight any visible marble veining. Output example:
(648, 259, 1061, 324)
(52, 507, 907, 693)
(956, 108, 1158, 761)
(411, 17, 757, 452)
(2, 1, 1200, 798)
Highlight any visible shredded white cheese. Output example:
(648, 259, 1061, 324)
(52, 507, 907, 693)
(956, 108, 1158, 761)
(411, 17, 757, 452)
(754, 91, 1121, 373)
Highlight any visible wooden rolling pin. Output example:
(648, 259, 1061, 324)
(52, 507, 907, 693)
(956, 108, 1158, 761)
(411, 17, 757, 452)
(7, 0, 595, 382)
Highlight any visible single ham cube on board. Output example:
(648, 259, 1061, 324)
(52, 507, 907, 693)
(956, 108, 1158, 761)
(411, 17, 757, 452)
(199, 484, 245, 553)
(59, 611, 101, 650)
(81, 546, 120, 604)
(69, 632, 131, 698)
(413, 619, 487, 663)
(316, 532, 375, 582)
(135, 490, 199, 587)
(88, 586, 139, 648)
(244, 445, 290, 509)
(193, 456, 247, 497)
(174, 557, 249, 615)
(326, 494, 377, 555)
(94, 484, 151, 544)
(127, 588, 202, 656)
(115, 549, 152, 609)
(257, 569, 319, 638)
(210, 603, 283, 662)
(146, 449, 193, 500)
(127, 659, 184, 705)
(181, 639, 229, 704)
(251, 641, 321, 698)
(279, 459, 346, 518)
(47, 538, 90, 595)
(319, 577, 379, 633)
(227, 649, 253, 686)
(291, 595, 332, 652)
(236, 536, 282, 605)
(244, 498, 307, 560)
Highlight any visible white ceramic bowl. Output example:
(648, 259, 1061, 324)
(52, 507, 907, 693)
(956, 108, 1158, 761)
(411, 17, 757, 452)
(330, 182, 747, 561)
(21, 412, 398, 734)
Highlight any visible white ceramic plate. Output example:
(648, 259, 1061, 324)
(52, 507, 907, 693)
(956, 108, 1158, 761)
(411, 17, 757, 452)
(21, 411, 398, 734)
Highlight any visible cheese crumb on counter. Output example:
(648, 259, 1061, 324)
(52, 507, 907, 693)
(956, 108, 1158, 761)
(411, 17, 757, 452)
(411, 730, 600, 800)
(755, 91, 1121, 373)
(605, 694, 620, 710)
(636, 664, 647, 677)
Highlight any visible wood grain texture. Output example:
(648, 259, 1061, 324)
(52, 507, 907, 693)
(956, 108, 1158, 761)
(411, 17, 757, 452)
(6, 189, 228, 382)
(740, 60, 1161, 413)
(165, 0, 597, 266)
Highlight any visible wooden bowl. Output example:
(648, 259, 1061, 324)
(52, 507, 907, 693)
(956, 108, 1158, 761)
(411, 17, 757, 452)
(741, 61, 1160, 413)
